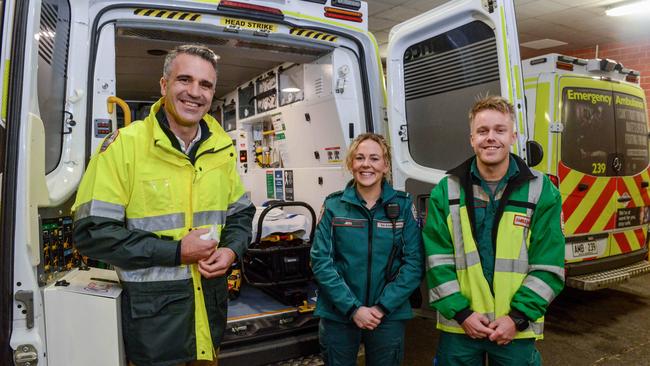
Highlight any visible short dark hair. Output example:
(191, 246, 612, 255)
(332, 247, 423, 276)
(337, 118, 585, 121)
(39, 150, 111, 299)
(468, 95, 515, 128)
(162, 44, 219, 80)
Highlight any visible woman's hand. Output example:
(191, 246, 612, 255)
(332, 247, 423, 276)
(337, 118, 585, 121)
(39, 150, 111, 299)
(352, 306, 384, 330)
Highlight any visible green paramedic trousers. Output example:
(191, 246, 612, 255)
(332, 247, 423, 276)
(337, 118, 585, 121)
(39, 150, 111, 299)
(434, 332, 541, 366)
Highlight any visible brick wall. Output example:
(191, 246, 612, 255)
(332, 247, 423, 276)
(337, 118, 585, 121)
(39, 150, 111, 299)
(564, 39, 650, 113)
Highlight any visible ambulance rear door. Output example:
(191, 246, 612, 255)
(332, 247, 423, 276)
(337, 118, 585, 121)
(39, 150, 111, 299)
(385, 0, 526, 221)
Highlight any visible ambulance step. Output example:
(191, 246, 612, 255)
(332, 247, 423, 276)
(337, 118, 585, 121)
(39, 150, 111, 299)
(566, 260, 650, 291)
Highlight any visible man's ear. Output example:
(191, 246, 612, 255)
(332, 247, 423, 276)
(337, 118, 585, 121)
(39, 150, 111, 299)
(160, 77, 167, 97)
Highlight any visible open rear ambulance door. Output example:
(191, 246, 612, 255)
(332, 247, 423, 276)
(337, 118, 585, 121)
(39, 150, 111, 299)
(2, 0, 82, 364)
(385, 0, 526, 223)
(1, 0, 50, 364)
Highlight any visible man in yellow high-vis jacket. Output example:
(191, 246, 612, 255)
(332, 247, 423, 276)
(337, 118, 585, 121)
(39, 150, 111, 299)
(423, 96, 564, 365)
(73, 45, 255, 366)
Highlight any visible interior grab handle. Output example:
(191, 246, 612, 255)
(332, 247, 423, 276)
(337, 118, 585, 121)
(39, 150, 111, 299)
(107, 96, 132, 127)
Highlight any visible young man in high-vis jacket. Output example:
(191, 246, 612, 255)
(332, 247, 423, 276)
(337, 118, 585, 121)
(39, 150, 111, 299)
(73, 45, 255, 366)
(423, 96, 564, 365)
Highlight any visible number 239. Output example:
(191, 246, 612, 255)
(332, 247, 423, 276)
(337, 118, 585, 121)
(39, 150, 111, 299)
(592, 162, 606, 174)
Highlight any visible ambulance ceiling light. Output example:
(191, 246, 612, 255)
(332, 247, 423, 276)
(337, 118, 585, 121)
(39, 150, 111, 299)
(606, 0, 650, 16)
(281, 87, 301, 93)
(520, 38, 567, 49)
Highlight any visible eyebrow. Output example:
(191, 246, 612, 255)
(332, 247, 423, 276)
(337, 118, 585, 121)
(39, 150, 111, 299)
(176, 74, 215, 88)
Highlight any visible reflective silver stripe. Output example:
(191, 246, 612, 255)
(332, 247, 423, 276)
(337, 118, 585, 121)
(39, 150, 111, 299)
(427, 254, 455, 269)
(429, 280, 461, 301)
(116, 265, 192, 282)
(74, 200, 125, 221)
(455, 250, 481, 270)
(495, 258, 529, 274)
(522, 275, 557, 302)
(193, 210, 226, 227)
(528, 321, 544, 335)
(127, 212, 185, 232)
(448, 177, 467, 269)
(227, 194, 253, 216)
(529, 264, 565, 281)
(517, 169, 546, 263)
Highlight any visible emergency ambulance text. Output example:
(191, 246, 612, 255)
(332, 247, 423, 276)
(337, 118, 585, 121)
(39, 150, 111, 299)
(566, 90, 611, 105)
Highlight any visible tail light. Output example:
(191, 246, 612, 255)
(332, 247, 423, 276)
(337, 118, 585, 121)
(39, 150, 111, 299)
(324, 7, 363, 22)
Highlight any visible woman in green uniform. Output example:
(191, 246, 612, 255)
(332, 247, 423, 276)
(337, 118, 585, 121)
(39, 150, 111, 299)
(310, 133, 424, 366)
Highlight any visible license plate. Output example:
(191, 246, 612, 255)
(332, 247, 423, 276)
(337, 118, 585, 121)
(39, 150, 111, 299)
(572, 241, 598, 257)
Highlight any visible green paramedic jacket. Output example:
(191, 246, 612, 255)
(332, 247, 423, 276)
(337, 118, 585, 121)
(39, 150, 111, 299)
(423, 155, 564, 339)
(311, 180, 424, 323)
(72, 99, 254, 365)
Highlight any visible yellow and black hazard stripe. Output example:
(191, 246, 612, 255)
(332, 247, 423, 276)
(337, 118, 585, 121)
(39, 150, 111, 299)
(289, 28, 337, 42)
(133, 8, 202, 22)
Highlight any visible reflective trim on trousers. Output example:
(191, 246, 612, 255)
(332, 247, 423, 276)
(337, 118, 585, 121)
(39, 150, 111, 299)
(116, 265, 192, 282)
(529, 264, 565, 281)
(127, 212, 185, 232)
(74, 199, 125, 221)
(522, 275, 557, 303)
(427, 254, 455, 269)
(226, 194, 253, 216)
(429, 280, 461, 302)
(193, 210, 226, 228)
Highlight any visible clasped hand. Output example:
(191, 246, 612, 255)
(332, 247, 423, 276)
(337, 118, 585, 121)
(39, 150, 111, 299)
(180, 228, 236, 279)
(460, 312, 516, 346)
(352, 306, 384, 330)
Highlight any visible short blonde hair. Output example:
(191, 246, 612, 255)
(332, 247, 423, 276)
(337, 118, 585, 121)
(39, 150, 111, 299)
(468, 95, 515, 128)
(345, 133, 392, 182)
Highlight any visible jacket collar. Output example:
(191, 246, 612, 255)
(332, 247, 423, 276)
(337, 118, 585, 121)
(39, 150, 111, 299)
(447, 153, 535, 188)
(341, 179, 398, 208)
(147, 99, 233, 163)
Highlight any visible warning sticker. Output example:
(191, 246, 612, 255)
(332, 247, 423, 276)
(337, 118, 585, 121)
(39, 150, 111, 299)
(220, 17, 278, 33)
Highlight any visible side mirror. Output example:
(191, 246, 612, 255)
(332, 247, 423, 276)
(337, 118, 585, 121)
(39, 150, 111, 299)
(526, 140, 544, 167)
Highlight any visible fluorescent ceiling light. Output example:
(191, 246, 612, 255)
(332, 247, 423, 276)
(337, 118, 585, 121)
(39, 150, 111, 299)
(606, 0, 650, 16)
(520, 38, 568, 50)
(281, 87, 301, 93)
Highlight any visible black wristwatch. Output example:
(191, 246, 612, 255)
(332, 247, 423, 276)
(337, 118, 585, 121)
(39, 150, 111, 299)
(509, 314, 529, 332)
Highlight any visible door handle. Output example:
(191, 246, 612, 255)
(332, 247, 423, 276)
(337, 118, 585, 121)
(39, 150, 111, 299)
(642, 181, 649, 188)
(577, 183, 589, 191)
(618, 196, 632, 203)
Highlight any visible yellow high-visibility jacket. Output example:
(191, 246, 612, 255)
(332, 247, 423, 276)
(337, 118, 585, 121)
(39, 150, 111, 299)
(73, 99, 254, 365)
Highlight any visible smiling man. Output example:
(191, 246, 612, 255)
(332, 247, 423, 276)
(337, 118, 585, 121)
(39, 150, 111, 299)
(422, 96, 565, 365)
(72, 45, 255, 366)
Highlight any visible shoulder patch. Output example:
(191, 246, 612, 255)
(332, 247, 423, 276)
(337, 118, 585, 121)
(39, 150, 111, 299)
(100, 130, 119, 153)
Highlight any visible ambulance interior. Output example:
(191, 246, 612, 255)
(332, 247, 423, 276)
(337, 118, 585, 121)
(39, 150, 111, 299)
(38, 17, 368, 352)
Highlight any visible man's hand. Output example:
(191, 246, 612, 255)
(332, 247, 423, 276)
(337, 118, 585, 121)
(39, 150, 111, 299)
(460, 312, 495, 339)
(180, 229, 217, 264)
(197, 247, 236, 279)
(488, 316, 517, 345)
(352, 306, 383, 330)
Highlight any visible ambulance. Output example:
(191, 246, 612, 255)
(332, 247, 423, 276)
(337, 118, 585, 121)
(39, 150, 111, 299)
(0, 0, 527, 364)
(523, 53, 650, 290)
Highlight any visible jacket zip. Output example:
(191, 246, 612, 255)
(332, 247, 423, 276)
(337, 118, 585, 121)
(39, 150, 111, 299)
(195, 142, 232, 162)
(365, 209, 374, 305)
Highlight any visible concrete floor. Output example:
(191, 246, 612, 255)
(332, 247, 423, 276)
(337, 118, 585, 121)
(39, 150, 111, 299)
(398, 275, 650, 365)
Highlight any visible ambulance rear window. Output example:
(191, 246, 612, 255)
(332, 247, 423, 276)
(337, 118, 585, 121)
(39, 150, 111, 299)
(614, 92, 648, 176)
(561, 87, 648, 176)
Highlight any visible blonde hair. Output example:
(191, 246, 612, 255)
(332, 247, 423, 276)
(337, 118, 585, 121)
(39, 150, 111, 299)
(468, 95, 515, 128)
(345, 133, 392, 182)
